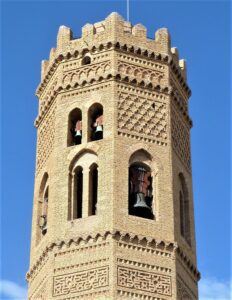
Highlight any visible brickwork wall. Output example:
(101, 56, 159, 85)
(28, 12, 199, 299)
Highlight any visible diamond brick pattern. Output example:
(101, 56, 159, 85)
(118, 92, 167, 143)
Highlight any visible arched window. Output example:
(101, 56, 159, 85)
(37, 173, 49, 242)
(73, 167, 83, 219)
(39, 186, 49, 235)
(179, 173, 191, 246)
(67, 108, 82, 146)
(129, 162, 154, 220)
(89, 164, 98, 216)
(68, 151, 98, 220)
(88, 103, 103, 142)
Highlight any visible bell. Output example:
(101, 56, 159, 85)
(75, 130, 82, 137)
(39, 215, 47, 229)
(133, 192, 151, 210)
(95, 124, 103, 133)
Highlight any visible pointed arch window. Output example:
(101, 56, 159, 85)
(88, 103, 103, 142)
(129, 162, 154, 220)
(89, 164, 98, 216)
(179, 173, 191, 246)
(68, 108, 82, 146)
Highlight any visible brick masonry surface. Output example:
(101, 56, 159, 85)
(27, 12, 200, 300)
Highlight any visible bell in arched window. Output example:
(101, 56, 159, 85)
(93, 115, 103, 140)
(74, 120, 82, 145)
(130, 166, 154, 219)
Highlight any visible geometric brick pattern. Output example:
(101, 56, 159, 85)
(118, 61, 165, 84)
(172, 106, 191, 170)
(117, 266, 172, 296)
(36, 104, 56, 172)
(118, 91, 167, 144)
(177, 278, 197, 300)
(62, 61, 111, 85)
(53, 266, 109, 296)
(28, 12, 199, 300)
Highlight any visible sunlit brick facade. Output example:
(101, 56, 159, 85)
(27, 13, 200, 299)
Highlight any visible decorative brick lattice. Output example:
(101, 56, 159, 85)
(53, 266, 109, 296)
(62, 54, 110, 72)
(118, 91, 167, 144)
(40, 79, 57, 111)
(171, 106, 191, 170)
(118, 61, 165, 84)
(177, 279, 196, 300)
(31, 284, 46, 300)
(118, 54, 165, 72)
(117, 266, 172, 296)
(29, 277, 48, 300)
(62, 61, 111, 85)
(36, 105, 56, 172)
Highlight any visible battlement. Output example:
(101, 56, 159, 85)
(40, 12, 187, 84)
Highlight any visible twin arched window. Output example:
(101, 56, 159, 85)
(68, 104, 103, 146)
(69, 152, 98, 220)
(179, 173, 191, 246)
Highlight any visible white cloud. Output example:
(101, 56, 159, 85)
(199, 277, 232, 300)
(0, 280, 27, 300)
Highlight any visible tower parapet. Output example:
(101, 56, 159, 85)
(28, 12, 199, 300)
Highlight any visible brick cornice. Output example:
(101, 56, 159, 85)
(26, 230, 200, 282)
(36, 41, 191, 99)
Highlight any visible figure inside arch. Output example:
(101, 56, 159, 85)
(89, 104, 104, 141)
(71, 120, 82, 145)
(92, 115, 103, 141)
(39, 186, 49, 235)
(129, 163, 154, 220)
(68, 108, 82, 146)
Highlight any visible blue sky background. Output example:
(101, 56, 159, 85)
(1, 0, 231, 299)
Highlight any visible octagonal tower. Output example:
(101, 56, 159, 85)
(27, 13, 200, 300)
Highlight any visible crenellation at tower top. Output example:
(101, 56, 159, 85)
(39, 13, 187, 86)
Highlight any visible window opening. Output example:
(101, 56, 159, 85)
(82, 55, 91, 65)
(129, 163, 154, 220)
(68, 108, 82, 146)
(89, 165, 98, 216)
(89, 104, 103, 141)
(74, 168, 83, 219)
(39, 186, 48, 235)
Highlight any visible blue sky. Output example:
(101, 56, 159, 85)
(1, 0, 231, 299)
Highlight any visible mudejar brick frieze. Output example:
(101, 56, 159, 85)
(53, 266, 109, 297)
(28, 12, 200, 299)
(117, 266, 172, 296)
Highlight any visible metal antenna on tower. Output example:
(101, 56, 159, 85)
(127, 0, 130, 22)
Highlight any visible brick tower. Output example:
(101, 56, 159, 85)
(27, 13, 200, 299)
